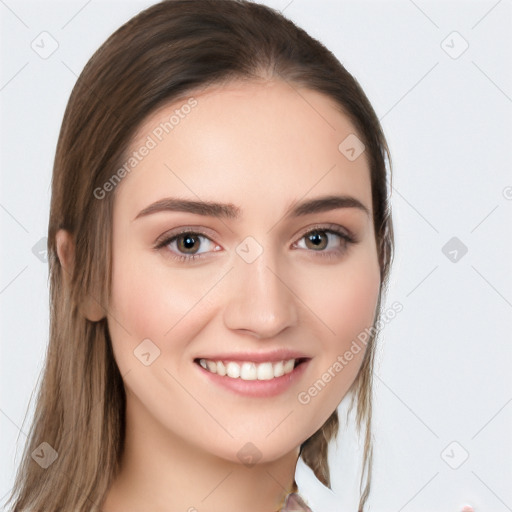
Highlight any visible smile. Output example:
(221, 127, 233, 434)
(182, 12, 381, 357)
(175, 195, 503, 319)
(195, 358, 307, 381)
(194, 356, 311, 397)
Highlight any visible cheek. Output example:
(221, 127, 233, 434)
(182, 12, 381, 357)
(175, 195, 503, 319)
(306, 248, 380, 347)
(334, 265, 380, 341)
(296, 248, 380, 413)
(107, 247, 224, 373)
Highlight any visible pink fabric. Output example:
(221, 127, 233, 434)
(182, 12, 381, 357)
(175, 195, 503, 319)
(281, 492, 313, 512)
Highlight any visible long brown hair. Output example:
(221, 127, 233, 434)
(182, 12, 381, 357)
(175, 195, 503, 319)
(5, 1, 394, 510)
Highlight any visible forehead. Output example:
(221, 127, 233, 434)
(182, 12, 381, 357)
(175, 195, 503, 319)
(116, 79, 372, 220)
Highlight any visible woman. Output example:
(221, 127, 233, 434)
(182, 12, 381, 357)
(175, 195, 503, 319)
(6, 1, 394, 510)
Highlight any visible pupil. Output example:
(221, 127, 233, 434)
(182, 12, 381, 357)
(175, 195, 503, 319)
(180, 234, 198, 253)
(308, 231, 327, 250)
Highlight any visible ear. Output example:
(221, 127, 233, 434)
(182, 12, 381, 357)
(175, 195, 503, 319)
(55, 229, 74, 285)
(55, 229, 105, 322)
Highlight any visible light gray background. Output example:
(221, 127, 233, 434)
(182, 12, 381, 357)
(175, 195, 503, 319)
(1, 1, 511, 511)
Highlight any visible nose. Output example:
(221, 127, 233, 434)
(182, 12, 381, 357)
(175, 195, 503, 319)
(222, 249, 299, 339)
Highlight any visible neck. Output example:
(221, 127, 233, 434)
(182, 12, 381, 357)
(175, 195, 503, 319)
(101, 392, 300, 512)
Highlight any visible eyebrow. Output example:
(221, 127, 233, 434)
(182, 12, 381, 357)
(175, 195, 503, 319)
(133, 194, 370, 221)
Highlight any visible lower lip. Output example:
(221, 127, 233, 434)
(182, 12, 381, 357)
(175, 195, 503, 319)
(195, 359, 311, 398)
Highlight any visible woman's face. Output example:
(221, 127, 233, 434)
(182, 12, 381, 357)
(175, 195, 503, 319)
(107, 79, 380, 463)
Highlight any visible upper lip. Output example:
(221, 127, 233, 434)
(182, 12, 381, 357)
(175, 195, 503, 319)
(195, 349, 311, 364)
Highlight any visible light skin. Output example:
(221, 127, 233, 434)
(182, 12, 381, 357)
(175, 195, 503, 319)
(56, 79, 381, 512)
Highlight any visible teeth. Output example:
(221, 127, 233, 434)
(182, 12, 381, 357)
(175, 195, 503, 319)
(256, 362, 273, 380)
(206, 360, 216, 373)
(283, 359, 295, 373)
(198, 358, 298, 380)
(226, 361, 240, 378)
(273, 361, 284, 377)
(216, 360, 226, 376)
(241, 362, 257, 380)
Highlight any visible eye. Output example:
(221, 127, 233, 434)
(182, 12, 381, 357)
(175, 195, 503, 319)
(293, 225, 356, 259)
(154, 230, 221, 263)
(154, 224, 357, 264)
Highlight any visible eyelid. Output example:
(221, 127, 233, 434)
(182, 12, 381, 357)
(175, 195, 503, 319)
(293, 222, 357, 244)
(153, 226, 218, 250)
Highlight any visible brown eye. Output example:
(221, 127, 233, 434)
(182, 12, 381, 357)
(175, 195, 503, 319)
(155, 230, 221, 263)
(176, 233, 202, 254)
(294, 225, 356, 260)
(304, 230, 328, 250)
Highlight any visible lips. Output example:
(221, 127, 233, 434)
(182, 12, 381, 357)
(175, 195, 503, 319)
(193, 349, 311, 387)
(193, 348, 311, 383)
(194, 354, 312, 397)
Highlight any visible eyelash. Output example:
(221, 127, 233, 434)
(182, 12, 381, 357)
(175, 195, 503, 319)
(154, 224, 357, 264)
